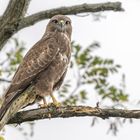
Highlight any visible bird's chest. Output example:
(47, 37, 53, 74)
(56, 33, 71, 59)
(39, 33, 71, 83)
(48, 53, 68, 83)
(48, 33, 71, 81)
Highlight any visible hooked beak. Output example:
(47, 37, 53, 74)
(59, 20, 65, 28)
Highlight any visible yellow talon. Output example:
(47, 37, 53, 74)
(38, 103, 48, 108)
(53, 102, 61, 107)
(38, 97, 48, 108)
(50, 93, 61, 107)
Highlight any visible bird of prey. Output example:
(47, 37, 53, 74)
(0, 15, 72, 130)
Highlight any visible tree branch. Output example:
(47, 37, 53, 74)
(8, 105, 140, 124)
(2, 0, 31, 20)
(0, 78, 11, 83)
(0, 0, 31, 50)
(18, 2, 124, 30)
(0, 2, 123, 50)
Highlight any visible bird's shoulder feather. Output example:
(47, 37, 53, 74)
(5, 33, 60, 101)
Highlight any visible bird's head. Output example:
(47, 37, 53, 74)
(46, 15, 72, 38)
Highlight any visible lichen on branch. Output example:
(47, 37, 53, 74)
(8, 105, 140, 124)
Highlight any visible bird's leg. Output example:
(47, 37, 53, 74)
(38, 97, 48, 108)
(35, 81, 61, 107)
(50, 93, 61, 107)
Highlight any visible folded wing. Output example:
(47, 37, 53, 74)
(0, 35, 59, 120)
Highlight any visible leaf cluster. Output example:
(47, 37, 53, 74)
(59, 42, 128, 105)
(0, 38, 25, 77)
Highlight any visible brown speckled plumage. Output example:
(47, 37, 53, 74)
(0, 15, 72, 130)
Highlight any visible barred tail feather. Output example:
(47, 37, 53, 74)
(0, 87, 36, 131)
(0, 97, 19, 130)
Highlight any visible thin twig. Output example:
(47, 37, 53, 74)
(0, 78, 11, 83)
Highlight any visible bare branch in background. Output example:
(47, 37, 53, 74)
(0, 2, 124, 50)
(0, 0, 31, 50)
(2, 0, 31, 20)
(18, 2, 124, 30)
(8, 105, 140, 124)
(0, 78, 11, 83)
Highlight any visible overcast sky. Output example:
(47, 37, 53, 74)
(1, 0, 140, 140)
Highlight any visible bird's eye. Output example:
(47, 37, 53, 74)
(65, 21, 71, 25)
(52, 19, 58, 24)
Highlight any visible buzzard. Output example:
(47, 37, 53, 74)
(0, 15, 72, 130)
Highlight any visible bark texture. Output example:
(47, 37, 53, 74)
(8, 105, 140, 124)
(0, 1, 123, 50)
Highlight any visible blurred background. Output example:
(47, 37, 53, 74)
(0, 0, 140, 140)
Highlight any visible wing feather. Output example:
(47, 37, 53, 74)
(7, 35, 59, 96)
(0, 34, 59, 119)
